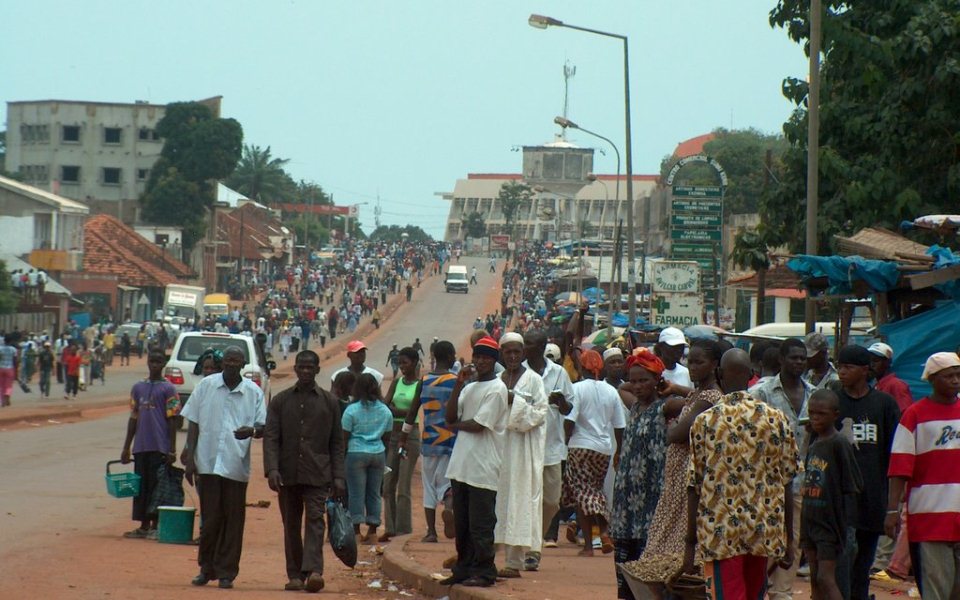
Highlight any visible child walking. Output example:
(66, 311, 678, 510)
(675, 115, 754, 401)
(800, 389, 863, 600)
(120, 350, 181, 539)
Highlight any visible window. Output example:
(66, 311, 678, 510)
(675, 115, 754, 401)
(20, 124, 49, 143)
(21, 165, 50, 183)
(102, 167, 121, 185)
(61, 165, 81, 183)
(103, 127, 122, 144)
(138, 127, 159, 141)
(137, 168, 149, 181)
(62, 125, 81, 143)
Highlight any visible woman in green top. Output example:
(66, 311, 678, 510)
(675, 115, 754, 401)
(379, 346, 423, 542)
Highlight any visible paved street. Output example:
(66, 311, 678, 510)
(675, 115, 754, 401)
(0, 256, 497, 599)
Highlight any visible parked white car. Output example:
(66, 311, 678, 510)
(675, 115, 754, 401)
(165, 331, 275, 408)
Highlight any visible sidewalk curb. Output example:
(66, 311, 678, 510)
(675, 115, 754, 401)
(381, 535, 505, 600)
(0, 398, 129, 427)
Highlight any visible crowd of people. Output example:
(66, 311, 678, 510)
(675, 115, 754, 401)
(106, 242, 960, 599)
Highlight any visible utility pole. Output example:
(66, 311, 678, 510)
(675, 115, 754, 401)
(804, 0, 822, 332)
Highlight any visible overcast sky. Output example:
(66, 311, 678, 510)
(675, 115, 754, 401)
(2, 1, 807, 238)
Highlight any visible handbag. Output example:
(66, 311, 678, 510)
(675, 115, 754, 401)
(326, 499, 357, 567)
(148, 463, 185, 515)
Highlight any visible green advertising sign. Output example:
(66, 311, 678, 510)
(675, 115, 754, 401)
(670, 228, 722, 241)
(671, 214, 722, 228)
(672, 185, 723, 198)
(671, 199, 723, 213)
(671, 242, 715, 255)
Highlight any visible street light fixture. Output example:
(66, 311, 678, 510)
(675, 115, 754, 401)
(532, 14, 638, 327)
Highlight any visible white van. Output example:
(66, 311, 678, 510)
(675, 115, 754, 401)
(445, 265, 469, 293)
(731, 321, 875, 348)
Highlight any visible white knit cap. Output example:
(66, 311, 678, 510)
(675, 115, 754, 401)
(602, 347, 623, 361)
(499, 332, 524, 347)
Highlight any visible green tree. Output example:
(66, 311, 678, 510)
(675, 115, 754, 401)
(225, 145, 294, 203)
(462, 211, 487, 239)
(140, 102, 243, 249)
(369, 224, 433, 243)
(497, 181, 533, 239)
(0, 260, 17, 315)
(766, 0, 960, 251)
(660, 128, 789, 215)
(731, 228, 777, 327)
(289, 215, 331, 249)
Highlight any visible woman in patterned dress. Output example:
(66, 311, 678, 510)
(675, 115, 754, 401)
(630, 339, 724, 599)
(610, 349, 669, 600)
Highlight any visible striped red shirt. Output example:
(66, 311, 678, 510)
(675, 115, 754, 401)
(888, 397, 960, 542)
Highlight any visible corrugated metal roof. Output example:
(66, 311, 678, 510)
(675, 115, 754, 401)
(0, 175, 90, 214)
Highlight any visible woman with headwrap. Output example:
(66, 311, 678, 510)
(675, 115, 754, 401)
(631, 339, 723, 598)
(193, 348, 224, 378)
(494, 332, 548, 578)
(561, 348, 626, 557)
(610, 349, 669, 599)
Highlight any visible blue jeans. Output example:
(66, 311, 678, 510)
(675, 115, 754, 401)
(345, 452, 385, 526)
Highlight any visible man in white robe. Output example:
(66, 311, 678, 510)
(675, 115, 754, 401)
(494, 333, 548, 578)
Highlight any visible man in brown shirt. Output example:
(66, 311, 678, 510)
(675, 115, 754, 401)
(264, 350, 346, 593)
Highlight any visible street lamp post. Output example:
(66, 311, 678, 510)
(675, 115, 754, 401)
(532, 14, 637, 327)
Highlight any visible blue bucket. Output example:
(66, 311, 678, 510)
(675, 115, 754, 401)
(157, 506, 195, 544)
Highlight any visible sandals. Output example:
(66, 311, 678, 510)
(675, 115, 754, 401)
(123, 528, 148, 539)
(497, 567, 521, 578)
(600, 534, 615, 554)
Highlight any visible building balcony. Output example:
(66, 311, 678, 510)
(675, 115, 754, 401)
(29, 249, 83, 271)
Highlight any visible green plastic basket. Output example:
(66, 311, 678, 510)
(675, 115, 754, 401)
(105, 460, 141, 498)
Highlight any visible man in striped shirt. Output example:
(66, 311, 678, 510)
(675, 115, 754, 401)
(887, 352, 960, 600)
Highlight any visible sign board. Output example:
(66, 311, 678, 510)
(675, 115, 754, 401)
(651, 293, 703, 327)
(489, 235, 511, 251)
(670, 228, 722, 242)
(166, 290, 199, 307)
(671, 185, 723, 198)
(671, 243, 716, 256)
(137, 293, 150, 305)
(651, 260, 701, 294)
(671, 199, 723, 213)
(348, 205, 359, 217)
(671, 213, 722, 228)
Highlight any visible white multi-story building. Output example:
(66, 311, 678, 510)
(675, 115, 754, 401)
(441, 141, 663, 251)
(4, 96, 221, 220)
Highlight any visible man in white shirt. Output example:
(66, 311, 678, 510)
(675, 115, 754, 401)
(181, 346, 266, 590)
(522, 331, 573, 568)
(442, 336, 509, 588)
(655, 327, 693, 391)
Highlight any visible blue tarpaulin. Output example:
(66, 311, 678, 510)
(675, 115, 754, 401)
(582, 287, 607, 303)
(879, 301, 960, 400)
(926, 245, 960, 299)
(786, 255, 901, 294)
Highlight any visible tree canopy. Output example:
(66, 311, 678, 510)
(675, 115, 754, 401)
(0, 260, 17, 316)
(462, 211, 487, 239)
(369, 224, 433, 243)
(497, 181, 533, 238)
(225, 144, 295, 203)
(140, 102, 243, 249)
(765, 0, 960, 251)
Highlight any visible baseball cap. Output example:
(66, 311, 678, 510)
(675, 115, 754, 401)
(544, 343, 561, 361)
(804, 332, 829, 358)
(921, 352, 960, 380)
(867, 342, 893, 361)
(837, 345, 872, 367)
(346, 340, 367, 353)
(658, 327, 686, 347)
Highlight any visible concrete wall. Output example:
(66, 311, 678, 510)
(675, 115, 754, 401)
(0, 215, 34, 256)
(6, 100, 166, 204)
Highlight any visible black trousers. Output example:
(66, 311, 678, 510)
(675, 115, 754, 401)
(278, 484, 327, 580)
(450, 480, 497, 583)
(197, 474, 248, 581)
(132, 451, 166, 524)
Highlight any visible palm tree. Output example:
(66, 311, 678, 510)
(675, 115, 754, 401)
(225, 145, 291, 202)
(731, 229, 772, 327)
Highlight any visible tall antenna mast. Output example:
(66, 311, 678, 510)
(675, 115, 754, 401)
(374, 191, 382, 229)
(561, 61, 576, 139)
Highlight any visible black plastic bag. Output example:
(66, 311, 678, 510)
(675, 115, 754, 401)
(148, 463, 185, 514)
(326, 499, 357, 567)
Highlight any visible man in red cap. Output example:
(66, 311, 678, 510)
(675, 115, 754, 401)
(330, 340, 384, 387)
(441, 336, 509, 588)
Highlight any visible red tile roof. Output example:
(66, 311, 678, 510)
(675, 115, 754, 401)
(83, 214, 195, 287)
(672, 133, 716, 158)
